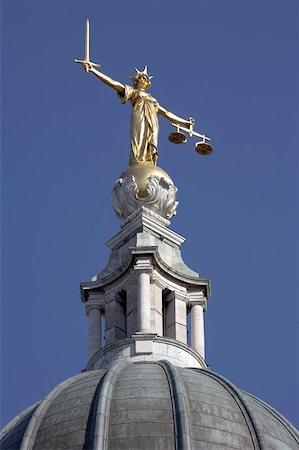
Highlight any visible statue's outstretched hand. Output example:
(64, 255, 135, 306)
(84, 62, 94, 73)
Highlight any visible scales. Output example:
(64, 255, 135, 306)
(168, 131, 187, 144)
(168, 118, 213, 156)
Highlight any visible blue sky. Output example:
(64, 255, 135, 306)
(1, 0, 299, 428)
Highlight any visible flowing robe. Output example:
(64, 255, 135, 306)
(118, 85, 160, 165)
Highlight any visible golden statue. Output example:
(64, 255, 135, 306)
(75, 20, 212, 168)
(85, 65, 193, 166)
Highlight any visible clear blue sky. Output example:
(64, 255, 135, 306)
(1, 0, 299, 429)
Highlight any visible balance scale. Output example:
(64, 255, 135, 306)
(168, 119, 213, 156)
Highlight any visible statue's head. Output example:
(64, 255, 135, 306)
(130, 66, 153, 90)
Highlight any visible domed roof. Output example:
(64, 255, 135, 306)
(1, 361, 298, 450)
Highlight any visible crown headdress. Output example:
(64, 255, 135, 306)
(130, 66, 154, 83)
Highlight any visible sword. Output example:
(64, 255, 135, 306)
(74, 19, 100, 72)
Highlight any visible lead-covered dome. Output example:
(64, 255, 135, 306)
(1, 361, 298, 450)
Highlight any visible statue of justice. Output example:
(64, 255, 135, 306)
(75, 20, 213, 168)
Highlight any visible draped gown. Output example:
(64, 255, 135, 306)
(118, 85, 160, 165)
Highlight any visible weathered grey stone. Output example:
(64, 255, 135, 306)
(112, 386, 170, 399)
(33, 416, 88, 442)
(191, 426, 244, 447)
(105, 299, 126, 345)
(109, 436, 175, 450)
(33, 429, 86, 449)
(37, 405, 91, 430)
(134, 338, 153, 354)
(115, 378, 166, 389)
(109, 408, 173, 425)
(109, 397, 173, 412)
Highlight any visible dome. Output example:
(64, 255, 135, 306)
(1, 361, 298, 450)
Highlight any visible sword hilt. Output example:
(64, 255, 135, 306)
(74, 59, 101, 72)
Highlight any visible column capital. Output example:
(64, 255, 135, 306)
(188, 289, 207, 310)
(133, 256, 153, 274)
(86, 299, 104, 315)
(189, 299, 207, 310)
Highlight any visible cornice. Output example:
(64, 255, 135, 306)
(81, 245, 211, 300)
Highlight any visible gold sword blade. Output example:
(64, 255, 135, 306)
(85, 19, 90, 63)
(74, 19, 100, 68)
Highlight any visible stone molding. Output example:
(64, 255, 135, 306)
(85, 335, 208, 371)
(106, 209, 185, 251)
(83, 269, 209, 308)
(164, 290, 189, 304)
(121, 206, 170, 228)
(112, 174, 178, 221)
(80, 247, 210, 302)
(133, 255, 153, 274)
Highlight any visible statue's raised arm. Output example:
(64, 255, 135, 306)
(85, 64, 125, 96)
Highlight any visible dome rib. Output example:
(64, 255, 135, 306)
(0, 402, 39, 440)
(19, 371, 94, 450)
(241, 391, 299, 446)
(82, 371, 107, 449)
(158, 360, 192, 450)
(90, 362, 127, 450)
(0, 403, 39, 450)
(191, 369, 263, 450)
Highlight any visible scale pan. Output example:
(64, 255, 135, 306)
(195, 142, 213, 155)
(168, 132, 187, 144)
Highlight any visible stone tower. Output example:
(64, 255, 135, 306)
(81, 162, 211, 372)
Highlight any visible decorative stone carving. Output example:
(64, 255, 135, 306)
(112, 173, 178, 220)
(121, 206, 171, 229)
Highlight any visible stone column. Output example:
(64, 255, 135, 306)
(105, 293, 126, 345)
(126, 281, 138, 337)
(191, 303, 205, 358)
(87, 306, 102, 359)
(137, 272, 151, 332)
(164, 291, 187, 344)
(150, 282, 163, 335)
(134, 257, 153, 333)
